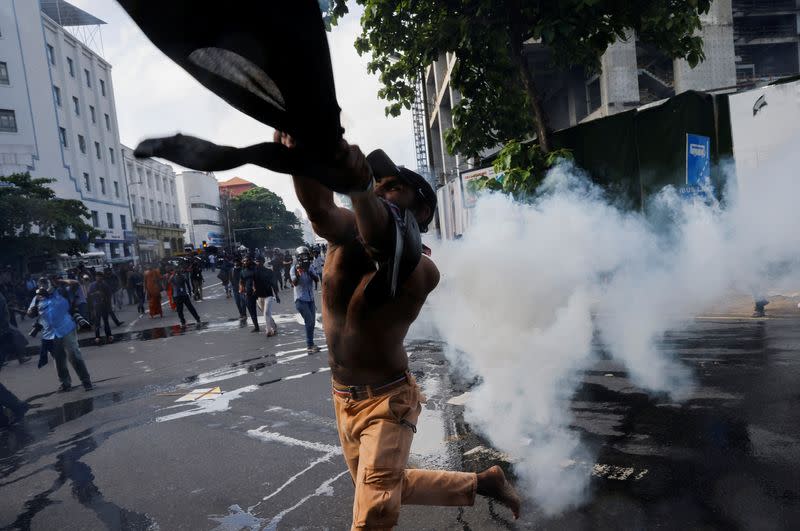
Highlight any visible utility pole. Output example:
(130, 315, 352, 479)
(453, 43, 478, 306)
(188, 194, 201, 249)
(223, 192, 234, 252)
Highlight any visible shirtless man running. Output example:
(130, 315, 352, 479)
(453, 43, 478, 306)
(276, 131, 521, 529)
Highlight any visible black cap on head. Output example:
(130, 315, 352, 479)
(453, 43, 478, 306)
(366, 149, 437, 232)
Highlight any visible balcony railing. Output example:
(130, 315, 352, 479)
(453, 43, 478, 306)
(733, 0, 798, 14)
(134, 219, 183, 230)
(734, 23, 798, 41)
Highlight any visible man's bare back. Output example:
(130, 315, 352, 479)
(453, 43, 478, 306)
(321, 235, 439, 386)
(277, 131, 521, 522)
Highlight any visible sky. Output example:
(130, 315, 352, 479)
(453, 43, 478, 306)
(67, 1, 416, 213)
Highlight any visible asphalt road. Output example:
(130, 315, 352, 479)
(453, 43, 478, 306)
(1, 279, 799, 530)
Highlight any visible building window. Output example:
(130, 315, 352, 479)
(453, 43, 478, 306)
(100, 79, 105, 96)
(72, 96, 79, 116)
(99, 177, 106, 194)
(140, 197, 146, 218)
(46, 44, 55, 65)
(131, 201, 137, 218)
(0, 62, 9, 85)
(91, 210, 98, 227)
(104, 113, 110, 131)
(155, 176, 160, 191)
(59, 127, 67, 147)
(113, 181, 119, 197)
(90, 105, 96, 124)
(158, 201, 163, 219)
(83, 172, 90, 191)
(78, 134, 86, 153)
(190, 202, 221, 211)
(587, 77, 601, 113)
(120, 214, 127, 230)
(172, 205, 177, 220)
(84, 68, 91, 87)
(0, 109, 17, 133)
(53, 85, 61, 106)
(150, 199, 155, 218)
(67, 57, 74, 77)
(109, 148, 115, 164)
(106, 212, 114, 229)
(95, 141, 101, 159)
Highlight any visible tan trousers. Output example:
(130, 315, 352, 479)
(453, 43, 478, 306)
(333, 377, 477, 530)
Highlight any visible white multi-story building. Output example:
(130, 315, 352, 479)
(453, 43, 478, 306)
(0, 0, 132, 260)
(175, 170, 223, 249)
(121, 145, 184, 262)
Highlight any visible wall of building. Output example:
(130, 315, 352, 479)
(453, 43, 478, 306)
(729, 79, 800, 196)
(674, 0, 737, 93)
(175, 170, 222, 248)
(121, 145, 183, 262)
(0, 0, 132, 261)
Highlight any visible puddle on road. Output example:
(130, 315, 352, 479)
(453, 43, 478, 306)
(184, 356, 279, 386)
(410, 375, 451, 468)
(3, 425, 158, 530)
(23, 315, 309, 355)
(0, 391, 128, 464)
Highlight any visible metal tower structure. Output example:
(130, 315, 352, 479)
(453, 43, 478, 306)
(411, 73, 432, 184)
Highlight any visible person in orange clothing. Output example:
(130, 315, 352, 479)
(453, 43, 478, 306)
(144, 265, 163, 318)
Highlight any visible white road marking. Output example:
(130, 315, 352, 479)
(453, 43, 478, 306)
(561, 459, 649, 481)
(156, 384, 258, 422)
(463, 445, 515, 463)
(447, 391, 471, 406)
(262, 470, 349, 531)
(235, 427, 343, 518)
(246, 428, 341, 455)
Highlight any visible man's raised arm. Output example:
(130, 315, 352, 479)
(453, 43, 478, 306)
(275, 131, 355, 244)
(276, 131, 395, 253)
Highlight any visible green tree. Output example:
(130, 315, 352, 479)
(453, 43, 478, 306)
(231, 187, 303, 250)
(470, 141, 572, 201)
(0, 173, 101, 268)
(329, 0, 710, 155)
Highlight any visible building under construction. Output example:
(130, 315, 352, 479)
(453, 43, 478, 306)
(415, 0, 800, 239)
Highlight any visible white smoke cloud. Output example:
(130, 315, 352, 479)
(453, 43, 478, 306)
(423, 134, 800, 514)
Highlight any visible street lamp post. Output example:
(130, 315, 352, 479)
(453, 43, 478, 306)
(188, 194, 201, 249)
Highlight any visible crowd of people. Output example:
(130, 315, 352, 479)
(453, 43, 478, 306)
(0, 243, 327, 423)
(217, 244, 326, 352)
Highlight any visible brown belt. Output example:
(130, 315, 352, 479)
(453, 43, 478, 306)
(332, 372, 411, 401)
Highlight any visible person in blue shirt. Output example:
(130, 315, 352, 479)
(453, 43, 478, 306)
(28, 278, 93, 392)
(290, 247, 320, 353)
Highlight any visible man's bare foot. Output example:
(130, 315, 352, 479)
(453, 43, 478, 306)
(476, 465, 521, 519)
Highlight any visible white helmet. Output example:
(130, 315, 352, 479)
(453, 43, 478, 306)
(295, 246, 310, 256)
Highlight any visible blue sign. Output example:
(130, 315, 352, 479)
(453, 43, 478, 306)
(681, 134, 711, 199)
(207, 231, 225, 245)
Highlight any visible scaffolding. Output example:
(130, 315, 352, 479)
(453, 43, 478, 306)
(40, 0, 106, 58)
(411, 73, 432, 185)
